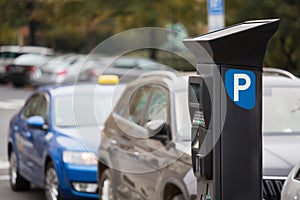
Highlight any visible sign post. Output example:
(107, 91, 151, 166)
(207, 0, 225, 32)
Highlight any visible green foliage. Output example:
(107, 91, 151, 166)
(0, 0, 206, 50)
(1, 0, 300, 73)
(228, 0, 300, 73)
(0, 24, 17, 44)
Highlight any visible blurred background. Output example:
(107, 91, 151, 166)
(0, 0, 300, 74)
(1, 1, 300, 199)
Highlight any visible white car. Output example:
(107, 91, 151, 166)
(0, 45, 54, 84)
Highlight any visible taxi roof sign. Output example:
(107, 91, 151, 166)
(98, 75, 119, 85)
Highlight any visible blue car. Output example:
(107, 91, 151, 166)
(7, 81, 125, 200)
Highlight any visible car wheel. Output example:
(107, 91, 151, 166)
(12, 81, 25, 88)
(9, 150, 31, 191)
(172, 194, 184, 200)
(45, 162, 60, 200)
(0, 78, 8, 84)
(99, 169, 114, 200)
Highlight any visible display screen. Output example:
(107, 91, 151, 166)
(188, 75, 212, 129)
(190, 82, 200, 104)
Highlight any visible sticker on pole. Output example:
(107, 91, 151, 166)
(208, 0, 224, 15)
(225, 69, 256, 110)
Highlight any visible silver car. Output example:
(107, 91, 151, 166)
(263, 74, 300, 199)
(32, 54, 86, 86)
(78, 56, 171, 83)
(96, 68, 300, 200)
(5, 53, 53, 87)
(0, 45, 54, 84)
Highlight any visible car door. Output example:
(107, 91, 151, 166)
(111, 83, 175, 199)
(18, 92, 49, 184)
(107, 85, 154, 199)
(27, 93, 50, 183)
(126, 85, 175, 199)
(16, 93, 41, 177)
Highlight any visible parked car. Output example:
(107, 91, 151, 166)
(97, 69, 300, 200)
(78, 56, 171, 83)
(7, 79, 126, 200)
(263, 67, 298, 80)
(281, 162, 300, 199)
(32, 54, 87, 86)
(5, 53, 53, 87)
(262, 75, 300, 199)
(97, 71, 197, 200)
(0, 45, 54, 84)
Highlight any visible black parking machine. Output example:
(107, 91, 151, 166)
(184, 19, 279, 200)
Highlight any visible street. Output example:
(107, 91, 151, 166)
(0, 84, 44, 199)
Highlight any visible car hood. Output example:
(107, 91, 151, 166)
(174, 134, 300, 178)
(175, 140, 191, 156)
(263, 132, 300, 177)
(55, 125, 103, 153)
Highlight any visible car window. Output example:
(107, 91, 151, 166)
(35, 95, 48, 123)
(54, 94, 117, 127)
(137, 59, 163, 70)
(295, 168, 300, 181)
(22, 94, 42, 118)
(66, 56, 82, 66)
(263, 86, 300, 133)
(128, 86, 153, 125)
(0, 52, 21, 59)
(113, 58, 137, 69)
(142, 87, 168, 127)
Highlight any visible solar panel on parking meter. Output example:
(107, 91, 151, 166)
(184, 19, 279, 200)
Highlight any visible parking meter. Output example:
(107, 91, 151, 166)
(188, 75, 213, 180)
(184, 19, 279, 200)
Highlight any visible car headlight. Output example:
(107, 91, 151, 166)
(63, 151, 97, 165)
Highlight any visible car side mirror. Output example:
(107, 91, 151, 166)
(26, 116, 48, 130)
(145, 119, 169, 141)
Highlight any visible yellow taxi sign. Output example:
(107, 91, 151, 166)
(98, 75, 119, 85)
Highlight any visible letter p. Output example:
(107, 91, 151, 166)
(234, 74, 251, 102)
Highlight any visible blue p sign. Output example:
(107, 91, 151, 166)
(225, 69, 256, 110)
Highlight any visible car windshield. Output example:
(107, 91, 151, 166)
(0, 52, 22, 59)
(113, 58, 138, 69)
(263, 86, 300, 133)
(54, 95, 113, 127)
(112, 57, 161, 70)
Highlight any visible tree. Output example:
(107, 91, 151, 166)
(227, 0, 300, 74)
(96, 0, 207, 59)
(51, 0, 113, 51)
(0, 0, 208, 54)
(0, 0, 53, 45)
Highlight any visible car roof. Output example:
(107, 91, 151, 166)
(263, 76, 300, 87)
(37, 83, 126, 97)
(0, 45, 54, 55)
(263, 67, 298, 80)
(128, 71, 194, 93)
(13, 53, 52, 65)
